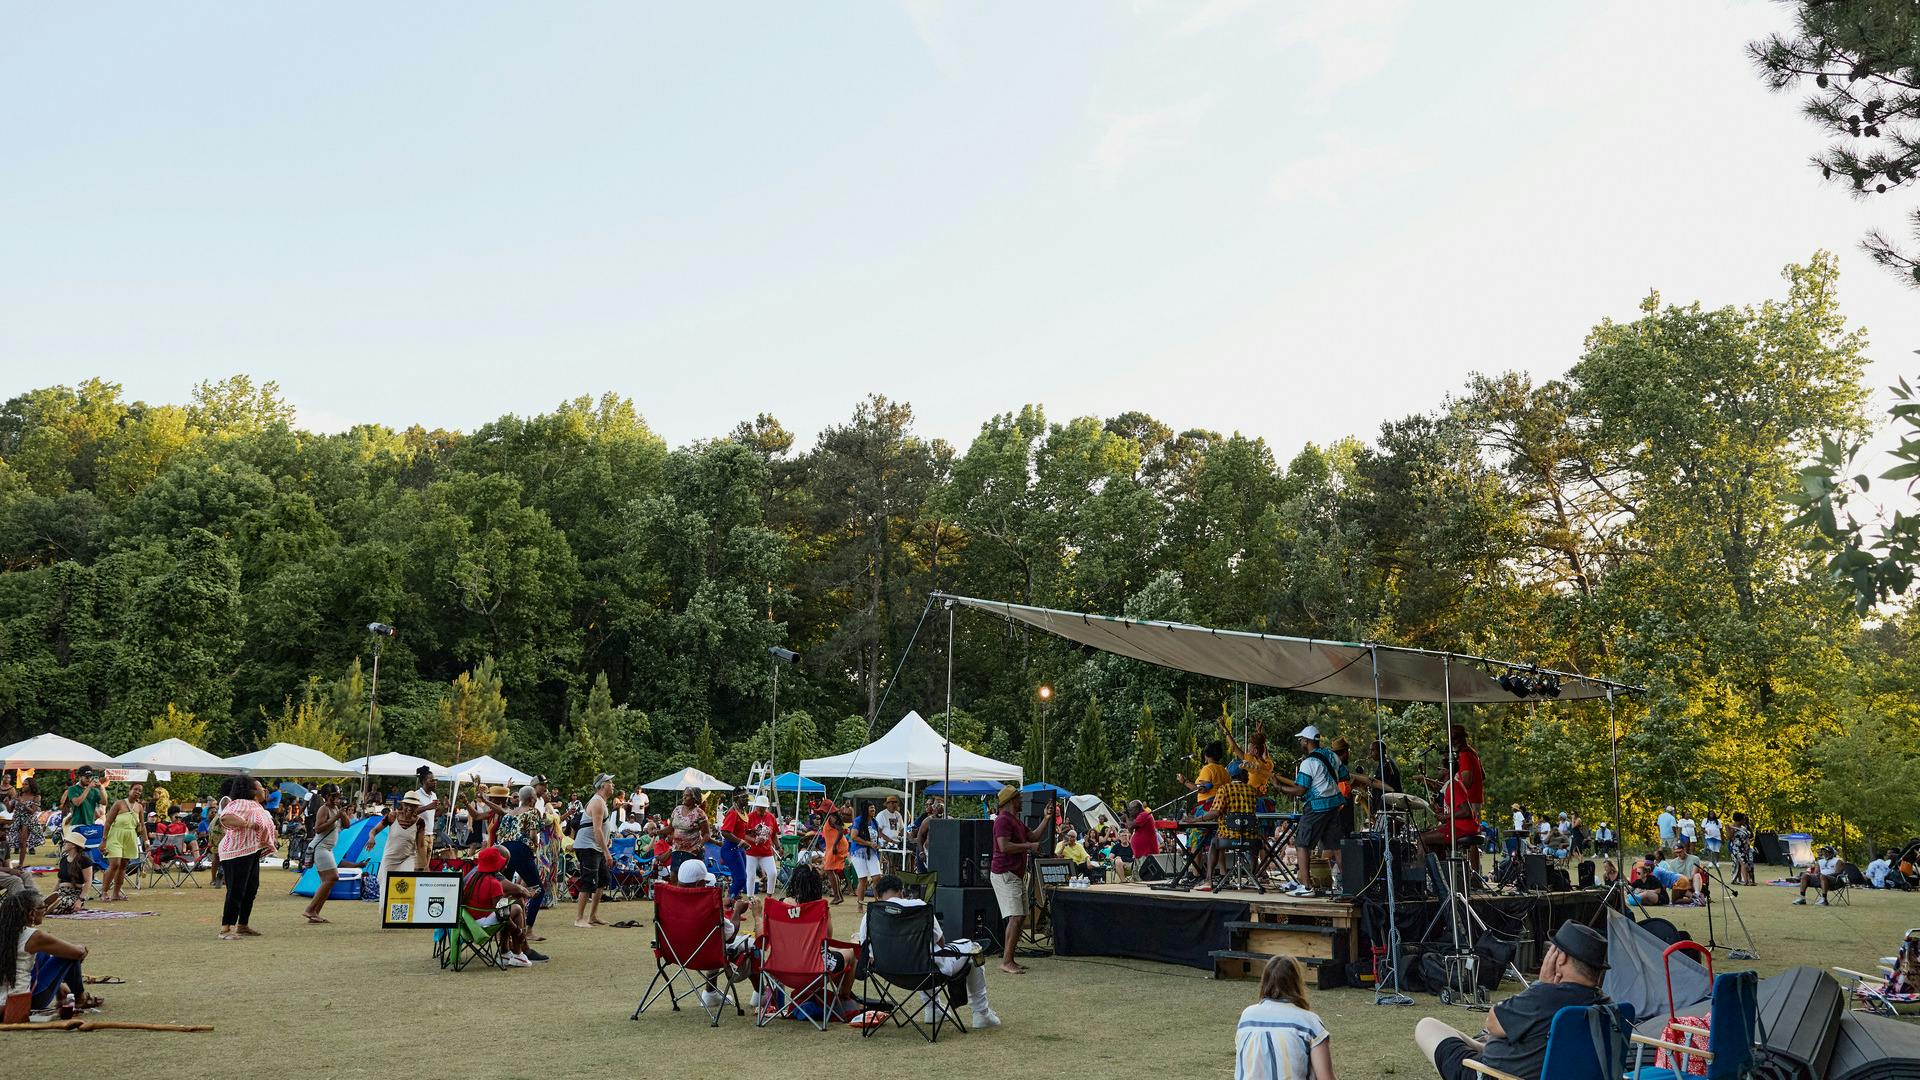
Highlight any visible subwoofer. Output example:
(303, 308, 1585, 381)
(933, 885, 1003, 951)
(1134, 852, 1182, 882)
(1524, 853, 1551, 892)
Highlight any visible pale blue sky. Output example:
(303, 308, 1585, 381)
(5, 1, 1918, 465)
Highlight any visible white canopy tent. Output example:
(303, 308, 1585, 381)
(642, 766, 733, 792)
(0, 732, 116, 772)
(435, 755, 533, 787)
(800, 710, 1022, 863)
(345, 752, 447, 779)
(221, 742, 359, 778)
(112, 737, 241, 777)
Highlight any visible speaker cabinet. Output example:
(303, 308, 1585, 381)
(1523, 853, 1551, 892)
(1341, 834, 1385, 897)
(927, 818, 992, 889)
(932, 885, 1003, 952)
(1577, 859, 1596, 888)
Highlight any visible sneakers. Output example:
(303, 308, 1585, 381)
(971, 1008, 1003, 1029)
(1792, 896, 1807, 905)
(1192, 882, 1215, 893)
(500, 953, 532, 968)
(749, 991, 762, 1009)
(1285, 884, 1313, 898)
(699, 989, 726, 1009)
(1816, 897, 1829, 906)
(525, 949, 549, 963)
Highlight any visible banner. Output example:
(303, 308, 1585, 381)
(381, 871, 461, 929)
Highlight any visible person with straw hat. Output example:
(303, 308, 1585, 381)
(991, 784, 1041, 975)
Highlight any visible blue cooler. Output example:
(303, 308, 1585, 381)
(329, 867, 363, 900)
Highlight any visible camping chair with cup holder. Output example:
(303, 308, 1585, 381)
(891, 870, 938, 905)
(434, 870, 510, 972)
(754, 897, 856, 1031)
(631, 882, 746, 1026)
(858, 898, 976, 1043)
(1463, 1002, 1636, 1080)
(1836, 926, 1920, 1018)
(1627, 969, 1758, 1079)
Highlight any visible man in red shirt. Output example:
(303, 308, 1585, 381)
(1126, 799, 1160, 858)
(741, 794, 780, 901)
(1450, 724, 1483, 813)
(991, 785, 1040, 975)
(463, 845, 539, 967)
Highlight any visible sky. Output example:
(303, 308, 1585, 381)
(5, 1, 1920, 465)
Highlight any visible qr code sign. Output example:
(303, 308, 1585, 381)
(388, 903, 410, 922)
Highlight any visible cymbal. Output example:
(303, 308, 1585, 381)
(1384, 792, 1431, 812)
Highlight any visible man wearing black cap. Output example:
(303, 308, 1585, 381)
(1415, 920, 1611, 1080)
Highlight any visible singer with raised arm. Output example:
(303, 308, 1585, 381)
(991, 784, 1042, 975)
(1218, 713, 1277, 809)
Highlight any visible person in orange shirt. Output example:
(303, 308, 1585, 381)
(817, 810, 849, 904)
(1177, 741, 1233, 813)
(1221, 715, 1277, 809)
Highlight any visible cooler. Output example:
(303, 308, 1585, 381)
(329, 867, 363, 900)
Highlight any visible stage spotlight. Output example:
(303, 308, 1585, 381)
(1541, 676, 1561, 699)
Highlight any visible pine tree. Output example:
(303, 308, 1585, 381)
(428, 657, 508, 765)
(1129, 701, 1161, 805)
(1072, 695, 1113, 800)
(695, 716, 719, 777)
(1173, 692, 1199, 781)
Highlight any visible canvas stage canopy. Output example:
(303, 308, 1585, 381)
(933, 593, 1642, 704)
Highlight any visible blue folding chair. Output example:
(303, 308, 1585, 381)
(75, 824, 107, 872)
(1628, 970, 1759, 1079)
(1464, 1002, 1635, 1080)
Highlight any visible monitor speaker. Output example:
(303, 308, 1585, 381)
(1577, 860, 1596, 888)
(1523, 853, 1551, 892)
(1134, 852, 1182, 882)
(1020, 791, 1057, 857)
(1756, 832, 1784, 865)
(932, 885, 1003, 952)
(926, 818, 992, 889)
(1341, 834, 1385, 897)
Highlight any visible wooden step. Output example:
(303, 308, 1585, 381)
(1211, 948, 1333, 980)
(1224, 920, 1337, 935)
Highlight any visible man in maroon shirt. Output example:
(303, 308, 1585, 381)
(991, 785, 1040, 975)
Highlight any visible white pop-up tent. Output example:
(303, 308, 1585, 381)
(345, 752, 447, 779)
(221, 742, 359, 777)
(800, 710, 1022, 862)
(436, 755, 533, 787)
(643, 766, 733, 792)
(0, 732, 116, 772)
(112, 737, 241, 777)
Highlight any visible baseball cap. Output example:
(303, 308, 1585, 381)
(1294, 725, 1320, 741)
(676, 859, 716, 886)
(594, 773, 616, 789)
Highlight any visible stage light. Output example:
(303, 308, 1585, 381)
(1036, 684, 1052, 701)
(768, 646, 799, 663)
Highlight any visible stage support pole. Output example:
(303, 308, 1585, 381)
(944, 600, 954, 807)
(1370, 646, 1412, 1006)
(1607, 688, 1621, 866)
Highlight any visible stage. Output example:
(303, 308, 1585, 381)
(1050, 880, 1623, 981)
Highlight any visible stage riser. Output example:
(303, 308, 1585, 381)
(1245, 927, 1336, 960)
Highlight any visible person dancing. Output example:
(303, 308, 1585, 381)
(301, 784, 347, 924)
(99, 783, 149, 902)
(216, 774, 277, 941)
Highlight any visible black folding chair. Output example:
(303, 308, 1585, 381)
(859, 900, 971, 1043)
(1216, 810, 1265, 893)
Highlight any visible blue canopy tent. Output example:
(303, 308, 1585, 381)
(290, 815, 381, 897)
(924, 780, 1003, 797)
(1022, 782, 1073, 798)
(762, 772, 825, 794)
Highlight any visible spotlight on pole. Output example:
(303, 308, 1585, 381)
(768, 646, 798, 664)
(367, 622, 397, 637)
(1036, 684, 1052, 701)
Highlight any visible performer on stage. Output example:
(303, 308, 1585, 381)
(1219, 713, 1276, 810)
(1177, 741, 1233, 814)
(1417, 769, 1479, 860)
(1272, 725, 1348, 898)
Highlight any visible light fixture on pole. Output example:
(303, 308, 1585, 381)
(1036, 684, 1053, 786)
(768, 646, 798, 820)
(360, 622, 397, 803)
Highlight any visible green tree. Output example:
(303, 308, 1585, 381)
(262, 677, 351, 760)
(1128, 701, 1161, 805)
(1071, 695, 1113, 800)
(1810, 710, 1920, 848)
(427, 657, 509, 765)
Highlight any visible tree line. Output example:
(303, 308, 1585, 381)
(1, 254, 1914, 846)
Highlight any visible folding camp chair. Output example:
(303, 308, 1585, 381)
(892, 870, 938, 905)
(754, 898, 856, 1031)
(1628, 970, 1759, 1079)
(859, 899, 973, 1043)
(1464, 1002, 1635, 1080)
(434, 872, 509, 972)
(631, 882, 745, 1026)
(143, 828, 202, 888)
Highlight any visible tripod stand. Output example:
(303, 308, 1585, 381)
(1697, 860, 1758, 960)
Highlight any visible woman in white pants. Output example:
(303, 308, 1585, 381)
(742, 795, 781, 899)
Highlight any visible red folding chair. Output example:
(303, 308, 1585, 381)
(755, 898, 856, 1030)
(630, 883, 745, 1026)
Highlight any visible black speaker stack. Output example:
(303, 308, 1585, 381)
(1019, 791, 1057, 857)
(1756, 832, 1784, 865)
(1524, 853, 1551, 892)
(927, 817, 999, 944)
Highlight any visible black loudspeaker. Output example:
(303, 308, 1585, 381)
(927, 819, 992, 889)
(1020, 792, 1056, 857)
(1524, 854, 1551, 892)
(1577, 860, 1596, 888)
(1341, 835, 1385, 897)
(1471, 933, 1516, 992)
(1548, 866, 1572, 891)
(1756, 832, 1784, 865)
(932, 885, 1002, 951)
(1134, 852, 1182, 881)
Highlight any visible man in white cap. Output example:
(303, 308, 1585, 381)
(1656, 805, 1677, 848)
(674, 859, 752, 1009)
(1272, 724, 1349, 897)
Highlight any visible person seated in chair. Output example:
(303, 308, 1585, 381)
(675, 859, 754, 1008)
(1188, 762, 1258, 893)
(1867, 849, 1910, 890)
(1794, 845, 1846, 906)
(1056, 827, 1104, 883)
(1627, 851, 1677, 906)
(854, 873, 1000, 1029)
(463, 845, 540, 966)
(1415, 920, 1610, 1080)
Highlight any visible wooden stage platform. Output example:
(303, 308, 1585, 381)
(1048, 880, 1620, 981)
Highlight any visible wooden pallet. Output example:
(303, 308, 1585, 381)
(1210, 901, 1361, 980)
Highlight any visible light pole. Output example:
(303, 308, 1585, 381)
(768, 646, 798, 820)
(360, 623, 396, 804)
(1036, 684, 1053, 787)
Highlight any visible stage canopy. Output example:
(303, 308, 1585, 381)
(436, 755, 533, 786)
(222, 742, 359, 777)
(112, 737, 241, 776)
(0, 732, 116, 771)
(800, 710, 1022, 783)
(935, 593, 1641, 704)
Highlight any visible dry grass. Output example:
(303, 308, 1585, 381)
(8, 855, 1908, 1079)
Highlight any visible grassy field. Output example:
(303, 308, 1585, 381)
(9, 856, 1907, 1079)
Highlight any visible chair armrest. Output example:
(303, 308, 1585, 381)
(1833, 967, 1872, 980)
(1632, 1033, 1714, 1061)
(1462, 1060, 1523, 1080)
(1671, 1022, 1709, 1037)
(827, 938, 857, 951)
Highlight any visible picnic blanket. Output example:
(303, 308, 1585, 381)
(47, 909, 156, 921)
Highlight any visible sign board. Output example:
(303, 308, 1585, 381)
(1035, 857, 1073, 888)
(381, 871, 462, 929)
